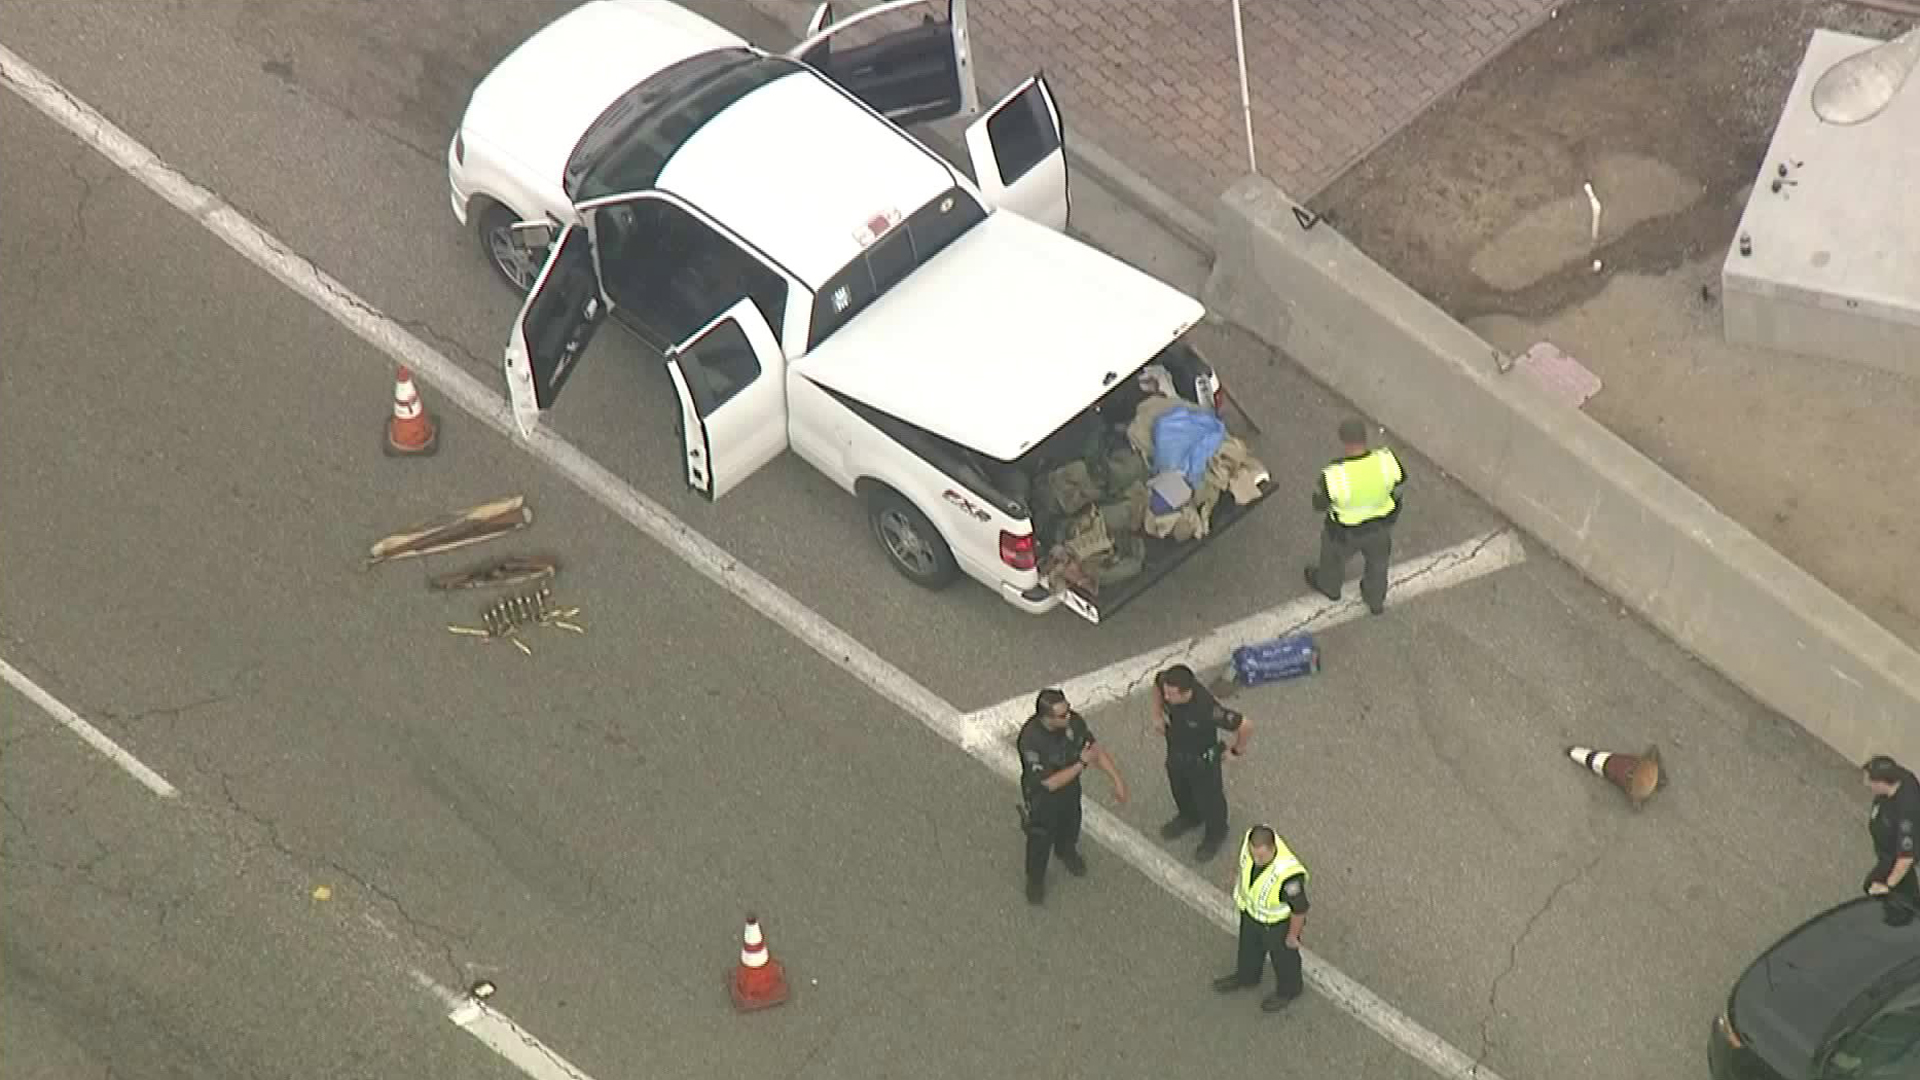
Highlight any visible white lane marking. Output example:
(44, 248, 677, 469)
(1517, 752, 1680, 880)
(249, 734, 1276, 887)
(960, 529, 1525, 751)
(412, 973, 599, 1080)
(0, 47, 1509, 1080)
(965, 742, 1506, 1079)
(0, 656, 179, 798)
(1073, 796, 1504, 1080)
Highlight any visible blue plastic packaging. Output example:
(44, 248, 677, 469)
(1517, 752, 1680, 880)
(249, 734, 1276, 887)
(1230, 634, 1321, 686)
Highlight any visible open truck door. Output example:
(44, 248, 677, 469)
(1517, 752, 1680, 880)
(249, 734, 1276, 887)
(964, 74, 1069, 232)
(503, 222, 609, 440)
(791, 0, 978, 125)
(664, 298, 789, 500)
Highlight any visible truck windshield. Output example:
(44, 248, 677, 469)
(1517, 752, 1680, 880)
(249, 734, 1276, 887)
(808, 186, 986, 349)
(566, 49, 796, 202)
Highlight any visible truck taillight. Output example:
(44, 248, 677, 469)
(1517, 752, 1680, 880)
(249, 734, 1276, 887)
(999, 530, 1036, 571)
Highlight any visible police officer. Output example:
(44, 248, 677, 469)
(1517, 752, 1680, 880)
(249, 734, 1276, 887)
(1863, 755, 1920, 921)
(1017, 688, 1129, 905)
(1151, 664, 1252, 862)
(1213, 824, 1309, 1013)
(1305, 418, 1407, 615)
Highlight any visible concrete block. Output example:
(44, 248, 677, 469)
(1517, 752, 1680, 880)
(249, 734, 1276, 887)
(1205, 174, 1920, 768)
(1721, 30, 1920, 379)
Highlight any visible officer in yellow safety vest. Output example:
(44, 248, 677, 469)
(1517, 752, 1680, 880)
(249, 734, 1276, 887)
(1305, 418, 1406, 615)
(1213, 824, 1310, 1012)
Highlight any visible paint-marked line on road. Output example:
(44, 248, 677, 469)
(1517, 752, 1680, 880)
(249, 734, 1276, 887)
(0, 40, 953, 734)
(958, 529, 1525, 750)
(0, 656, 178, 798)
(1074, 796, 1505, 1080)
(412, 972, 599, 1080)
(0, 47, 1508, 1080)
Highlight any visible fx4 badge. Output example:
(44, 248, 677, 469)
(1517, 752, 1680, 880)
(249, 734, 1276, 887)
(942, 489, 991, 522)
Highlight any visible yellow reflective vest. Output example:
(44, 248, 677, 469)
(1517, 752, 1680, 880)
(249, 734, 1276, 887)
(1234, 832, 1308, 925)
(1322, 448, 1404, 527)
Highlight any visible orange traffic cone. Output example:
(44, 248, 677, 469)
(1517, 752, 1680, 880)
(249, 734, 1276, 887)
(1566, 744, 1663, 807)
(384, 366, 439, 457)
(729, 914, 790, 1012)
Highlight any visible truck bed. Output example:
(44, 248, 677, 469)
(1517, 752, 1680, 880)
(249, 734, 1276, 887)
(1053, 472, 1277, 624)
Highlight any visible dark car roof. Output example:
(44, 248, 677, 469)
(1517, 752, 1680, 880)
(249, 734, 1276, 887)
(1731, 895, 1920, 1077)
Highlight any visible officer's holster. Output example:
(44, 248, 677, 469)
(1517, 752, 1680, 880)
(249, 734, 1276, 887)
(1168, 744, 1224, 770)
(1016, 799, 1048, 837)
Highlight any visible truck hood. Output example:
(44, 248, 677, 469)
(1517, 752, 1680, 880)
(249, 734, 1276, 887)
(802, 210, 1206, 462)
(460, 0, 744, 187)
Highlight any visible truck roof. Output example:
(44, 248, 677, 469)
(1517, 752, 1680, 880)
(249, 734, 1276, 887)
(800, 210, 1206, 462)
(656, 67, 959, 290)
(468, 1, 960, 292)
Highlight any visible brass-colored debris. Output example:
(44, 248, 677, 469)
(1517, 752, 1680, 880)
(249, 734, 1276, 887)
(445, 585, 585, 656)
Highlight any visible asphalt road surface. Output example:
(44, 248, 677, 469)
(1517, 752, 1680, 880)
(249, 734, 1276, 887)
(1, 89, 1443, 1080)
(0, 2, 1882, 1079)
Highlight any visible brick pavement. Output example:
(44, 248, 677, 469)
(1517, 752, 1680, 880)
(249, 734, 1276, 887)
(750, 0, 1557, 214)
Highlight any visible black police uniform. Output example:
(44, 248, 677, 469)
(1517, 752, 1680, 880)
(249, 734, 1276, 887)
(1018, 710, 1098, 893)
(1867, 767, 1920, 916)
(1160, 688, 1244, 855)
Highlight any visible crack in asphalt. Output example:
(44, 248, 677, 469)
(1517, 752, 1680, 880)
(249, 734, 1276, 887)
(784, 1016, 846, 1080)
(294, 252, 498, 378)
(63, 145, 105, 248)
(1472, 831, 1614, 1072)
(206, 186, 498, 373)
(262, 64, 438, 164)
(90, 661, 264, 739)
(396, 314, 490, 371)
(482, 1007, 598, 1080)
(6, 145, 110, 315)
(0, 721, 51, 752)
(51, 130, 595, 432)
(0, 628, 49, 677)
(1141, 529, 1512, 703)
(204, 175, 503, 376)
(95, 691, 230, 726)
(215, 771, 471, 988)
(0, 790, 36, 856)
(42, 97, 502, 392)
(0, 787, 194, 934)
(2, 629, 260, 746)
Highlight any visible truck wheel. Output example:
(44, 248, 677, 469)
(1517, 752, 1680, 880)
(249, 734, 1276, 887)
(867, 489, 958, 589)
(476, 201, 542, 296)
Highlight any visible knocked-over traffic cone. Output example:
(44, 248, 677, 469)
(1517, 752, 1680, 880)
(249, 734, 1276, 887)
(729, 915, 789, 1012)
(1566, 744, 1663, 807)
(384, 366, 439, 457)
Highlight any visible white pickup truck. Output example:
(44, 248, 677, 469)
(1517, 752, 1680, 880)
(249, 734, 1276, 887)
(447, 0, 1273, 622)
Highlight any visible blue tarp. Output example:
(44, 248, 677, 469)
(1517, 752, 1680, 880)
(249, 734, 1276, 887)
(1151, 405, 1228, 487)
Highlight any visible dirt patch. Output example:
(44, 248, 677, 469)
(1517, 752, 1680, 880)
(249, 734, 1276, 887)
(1467, 152, 1703, 291)
(1312, 0, 1911, 321)
(1309, 0, 1920, 648)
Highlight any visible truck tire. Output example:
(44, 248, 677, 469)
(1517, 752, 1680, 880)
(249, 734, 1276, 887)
(476, 200, 542, 296)
(867, 489, 959, 590)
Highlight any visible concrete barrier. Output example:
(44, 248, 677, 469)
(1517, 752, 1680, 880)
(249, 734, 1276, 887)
(1203, 175, 1920, 768)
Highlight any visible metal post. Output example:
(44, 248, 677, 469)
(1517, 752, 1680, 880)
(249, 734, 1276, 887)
(1231, 0, 1257, 174)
